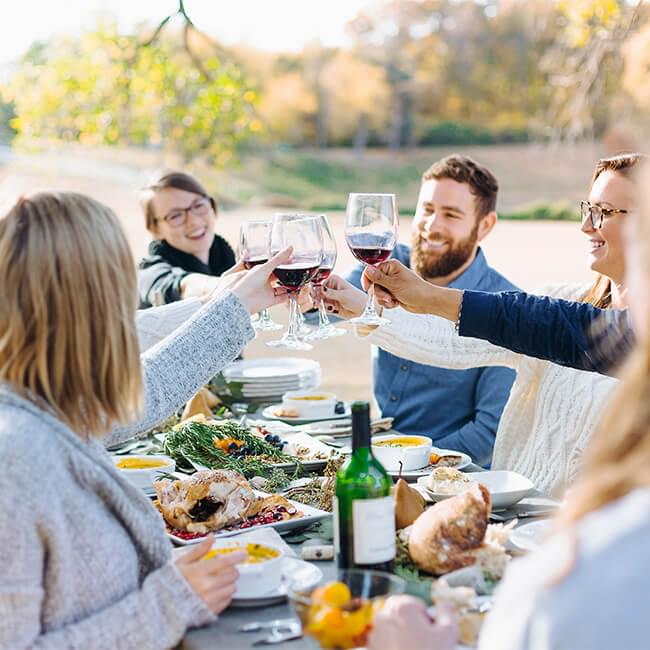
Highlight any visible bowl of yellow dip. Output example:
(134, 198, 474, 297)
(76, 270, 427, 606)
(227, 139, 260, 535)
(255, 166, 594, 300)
(203, 541, 285, 598)
(371, 435, 432, 471)
(112, 454, 175, 490)
(281, 391, 337, 419)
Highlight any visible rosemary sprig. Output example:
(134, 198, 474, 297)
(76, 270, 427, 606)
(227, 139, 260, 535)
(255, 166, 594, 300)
(162, 420, 302, 478)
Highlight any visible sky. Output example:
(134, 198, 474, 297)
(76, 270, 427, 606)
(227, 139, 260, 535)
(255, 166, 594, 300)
(0, 0, 379, 66)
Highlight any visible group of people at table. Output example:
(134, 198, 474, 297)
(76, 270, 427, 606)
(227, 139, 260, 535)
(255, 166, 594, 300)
(0, 150, 647, 649)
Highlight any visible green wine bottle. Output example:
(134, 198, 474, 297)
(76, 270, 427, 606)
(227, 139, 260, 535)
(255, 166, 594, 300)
(334, 401, 395, 571)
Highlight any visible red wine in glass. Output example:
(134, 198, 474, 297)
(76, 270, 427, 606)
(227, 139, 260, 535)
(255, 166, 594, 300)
(274, 262, 320, 292)
(243, 256, 268, 270)
(349, 247, 392, 266)
(312, 265, 334, 286)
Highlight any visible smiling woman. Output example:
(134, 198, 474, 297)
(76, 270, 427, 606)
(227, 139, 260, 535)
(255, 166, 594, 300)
(138, 170, 237, 307)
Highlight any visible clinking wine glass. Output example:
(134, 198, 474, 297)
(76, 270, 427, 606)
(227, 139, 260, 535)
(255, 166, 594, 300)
(345, 193, 398, 326)
(239, 220, 283, 331)
(267, 214, 323, 351)
(305, 214, 346, 340)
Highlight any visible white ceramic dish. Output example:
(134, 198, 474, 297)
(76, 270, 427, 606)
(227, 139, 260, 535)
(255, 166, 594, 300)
(386, 447, 472, 480)
(165, 494, 331, 546)
(207, 539, 285, 598)
(371, 434, 432, 471)
(112, 454, 175, 490)
(281, 390, 337, 420)
(262, 404, 350, 424)
(223, 358, 321, 381)
(509, 519, 552, 552)
(417, 470, 535, 509)
(231, 557, 323, 607)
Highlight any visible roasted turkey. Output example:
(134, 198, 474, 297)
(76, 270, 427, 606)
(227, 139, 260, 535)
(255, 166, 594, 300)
(408, 482, 491, 575)
(154, 469, 257, 534)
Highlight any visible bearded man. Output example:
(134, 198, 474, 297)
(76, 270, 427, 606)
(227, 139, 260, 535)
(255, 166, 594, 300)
(345, 155, 518, 465)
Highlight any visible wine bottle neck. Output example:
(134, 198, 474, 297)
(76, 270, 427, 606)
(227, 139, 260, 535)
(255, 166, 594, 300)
(351, 406, 371, 452)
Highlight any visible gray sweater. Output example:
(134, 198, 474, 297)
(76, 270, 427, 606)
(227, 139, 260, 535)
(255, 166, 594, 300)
(0, 292, 254, 649)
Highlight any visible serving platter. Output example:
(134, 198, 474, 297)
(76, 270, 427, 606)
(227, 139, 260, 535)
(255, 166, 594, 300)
(164, 493, 331, 546)
(386, 447, 472, 481)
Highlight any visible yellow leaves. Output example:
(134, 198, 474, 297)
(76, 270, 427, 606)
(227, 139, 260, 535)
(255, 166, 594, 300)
(557, 0, 623, 48)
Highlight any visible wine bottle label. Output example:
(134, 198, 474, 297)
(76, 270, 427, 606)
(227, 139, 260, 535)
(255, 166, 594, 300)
(333, 496, 340, 555)
(352, 496, 396, 564)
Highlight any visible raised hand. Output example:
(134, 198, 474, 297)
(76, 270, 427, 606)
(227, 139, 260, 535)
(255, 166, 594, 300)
(320, 274, 368, 320)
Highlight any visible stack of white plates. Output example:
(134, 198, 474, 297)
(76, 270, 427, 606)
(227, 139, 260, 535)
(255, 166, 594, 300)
(219, 358, 321, 404)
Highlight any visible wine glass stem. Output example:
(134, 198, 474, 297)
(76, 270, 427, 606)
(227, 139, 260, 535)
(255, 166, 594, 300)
(286, 294, 301, 342)
(363, 279, 380, 318)
(259, 308, 271, 324)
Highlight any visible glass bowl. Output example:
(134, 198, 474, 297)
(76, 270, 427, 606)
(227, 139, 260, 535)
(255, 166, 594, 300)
(288, 569, 407, 649)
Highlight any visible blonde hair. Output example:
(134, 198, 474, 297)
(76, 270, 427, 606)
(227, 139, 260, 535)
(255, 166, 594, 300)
(0, 191, 143, 435)
(561, 162, 650, 525)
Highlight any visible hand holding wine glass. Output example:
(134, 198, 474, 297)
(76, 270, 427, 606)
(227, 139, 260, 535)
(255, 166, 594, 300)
(238, 220, 283, 331)
(345, 193, 398, 326)
(267, 214, 323, 351)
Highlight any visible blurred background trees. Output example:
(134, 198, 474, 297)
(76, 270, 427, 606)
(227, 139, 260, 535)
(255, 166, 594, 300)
(2, 0, 648, 163)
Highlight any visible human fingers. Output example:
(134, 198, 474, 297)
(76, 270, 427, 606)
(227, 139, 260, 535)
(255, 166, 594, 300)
(373, 285, 400, 309)
(203, 582, 239, 615)
(201, 550, 247, 575)
(175, 535, 215, 565)
(224, 260, 246, 275)
(262, 246, 293, 273)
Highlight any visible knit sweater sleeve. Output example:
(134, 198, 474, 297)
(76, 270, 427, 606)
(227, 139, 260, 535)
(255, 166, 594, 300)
(363, 307, 520, 371)
(105, 291, 254, 447)
(136, 299, 203, 353)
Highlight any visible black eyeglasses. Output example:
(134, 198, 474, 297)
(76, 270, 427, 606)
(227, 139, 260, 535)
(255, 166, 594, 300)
(160, 197, 212, 228)
(580, 201, 628, 230)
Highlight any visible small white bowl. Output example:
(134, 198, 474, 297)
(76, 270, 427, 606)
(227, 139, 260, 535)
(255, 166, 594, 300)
(371, 434, 433, 471)
(207, 540, 286, 598)
(281, 391, 337, 420)
(112, 454, 175, 490)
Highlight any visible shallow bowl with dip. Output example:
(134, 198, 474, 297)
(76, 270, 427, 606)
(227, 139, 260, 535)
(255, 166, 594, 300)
(112, 454, 175, 490)
(281, 390, 337, 420)
(371, 434, 432, 471)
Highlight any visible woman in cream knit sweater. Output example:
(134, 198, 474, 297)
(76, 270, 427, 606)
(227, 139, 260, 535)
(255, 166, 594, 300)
(325, 154, 639, 495)
(0, 191, 291, 649)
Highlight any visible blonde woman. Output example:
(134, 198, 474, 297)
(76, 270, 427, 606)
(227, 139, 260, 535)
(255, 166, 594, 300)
(0, 192, 291, 648)
(324, 154, 643, 495)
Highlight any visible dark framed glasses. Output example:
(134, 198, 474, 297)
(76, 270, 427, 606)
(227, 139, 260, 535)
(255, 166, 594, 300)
(161, 197, 212, 227)
(580, 201, 628, 230)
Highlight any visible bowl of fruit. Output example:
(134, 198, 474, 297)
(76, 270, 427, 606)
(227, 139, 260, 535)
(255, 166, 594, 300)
(288, 570, 407, 649)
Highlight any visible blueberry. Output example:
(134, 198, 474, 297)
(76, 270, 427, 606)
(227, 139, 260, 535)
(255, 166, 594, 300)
(228, 442, 238, 451)
(271, 435, 280, 443)
(264, 434, 273, 442)
(334, 401, 346, 414)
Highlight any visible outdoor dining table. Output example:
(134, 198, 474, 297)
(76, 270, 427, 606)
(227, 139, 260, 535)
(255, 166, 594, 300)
(181, 462, 551, 650)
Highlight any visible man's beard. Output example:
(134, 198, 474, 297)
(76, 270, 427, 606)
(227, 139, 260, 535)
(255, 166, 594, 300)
(411, 221, 479, 280)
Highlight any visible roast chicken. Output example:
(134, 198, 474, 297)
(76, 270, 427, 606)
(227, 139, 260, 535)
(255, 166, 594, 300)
(408, 482, 491, 575)
(154, 469, 257, 534)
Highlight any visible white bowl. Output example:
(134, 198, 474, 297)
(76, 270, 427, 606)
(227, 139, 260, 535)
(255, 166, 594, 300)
(208, 540, 286, 599)
(281, 390, 337, 420)
(418, 470, 535, 509)
(371, 434, 432, 471)
(112, 454, 175, 490)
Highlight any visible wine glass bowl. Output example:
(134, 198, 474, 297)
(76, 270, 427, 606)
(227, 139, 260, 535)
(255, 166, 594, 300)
(239, 220, 283, 331)
(288, 569, 407, 649)
(306, 214, 346, 341)
(267, 214, 323, 350)
(345, 193, 398, 326)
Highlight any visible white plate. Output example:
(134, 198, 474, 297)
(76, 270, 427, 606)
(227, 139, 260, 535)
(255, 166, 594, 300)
(164, 494, 331, 545)
(262, 404, 350, 424)
(417, 470, 535, 509)
(387, 448, 472, 480)
(510, 520, 552, 552)
(303, 419, 352, 436)
(231, 557, 323, 608)
(223, 358, 320, 381)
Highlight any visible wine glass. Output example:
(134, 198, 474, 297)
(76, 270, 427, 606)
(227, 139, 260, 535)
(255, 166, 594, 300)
(305, 214, 346, 340)
(239, 220, 283, 331)
(268, 214, 323, 351)
(345, 193, 399, 326)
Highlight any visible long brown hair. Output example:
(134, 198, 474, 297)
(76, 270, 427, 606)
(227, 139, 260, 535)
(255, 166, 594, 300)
(0, 192, 143, 435)
(582, 153, 646, 308)
(561, 161, 650, 525)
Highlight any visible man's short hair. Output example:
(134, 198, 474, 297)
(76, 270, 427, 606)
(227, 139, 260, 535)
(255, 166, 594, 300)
(422, 154, 498, 218)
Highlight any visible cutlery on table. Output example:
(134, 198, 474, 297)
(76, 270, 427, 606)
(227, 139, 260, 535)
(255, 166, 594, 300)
(238, 619, 300, 633)
(489, 509, 557, 522)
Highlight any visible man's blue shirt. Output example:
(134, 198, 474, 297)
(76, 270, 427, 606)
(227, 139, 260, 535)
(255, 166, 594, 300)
(347, 244, 518, 466)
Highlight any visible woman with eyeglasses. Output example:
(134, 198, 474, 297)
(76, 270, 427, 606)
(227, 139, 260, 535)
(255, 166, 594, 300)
(322, 154, 643, 495)
(138, 171, 237, 308)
